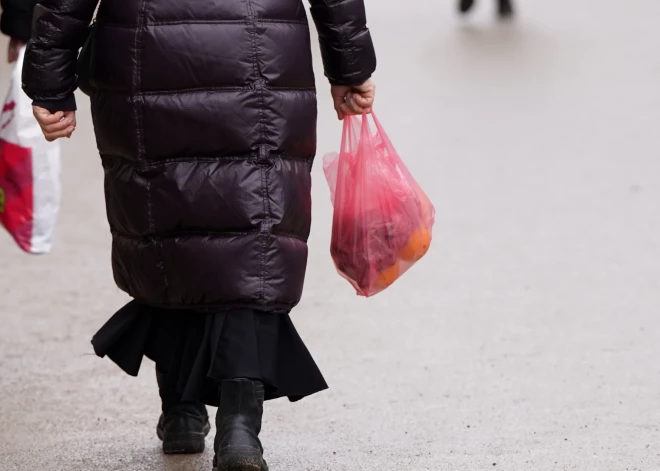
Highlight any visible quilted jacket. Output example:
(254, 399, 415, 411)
(22, 0, 376, 311)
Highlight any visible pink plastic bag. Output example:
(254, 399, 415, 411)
(323, 113, 435, 296)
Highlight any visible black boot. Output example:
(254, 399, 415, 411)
(459, 0, 475, 14)
(156, 369, 211, 454)
(498, 0, 514, 18)
(213, 379, 268, 471)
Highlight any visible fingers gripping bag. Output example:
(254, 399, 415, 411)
(0, 46, 61, 253)
(323, 113, 435, 297)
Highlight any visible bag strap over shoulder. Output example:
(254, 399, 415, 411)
(77, 18, 97, 96)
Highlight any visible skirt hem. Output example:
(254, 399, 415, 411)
(92, 301, 328, 406)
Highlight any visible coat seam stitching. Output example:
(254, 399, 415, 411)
(79, 86, 317, 95)
(136, 86, 316, 95)
(99, 153, 314, 166)
(111, 229, 307, 243)
(133, 0, 170, 295)
(95, 18, 309, 28)
(245, 0, 269, 304)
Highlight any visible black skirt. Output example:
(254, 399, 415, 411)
(91, 301, 328, 406)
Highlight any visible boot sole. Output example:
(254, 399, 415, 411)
(158, 423, 211, 454)
(162, 433, 206, 454)
(213, 450, 268, 471)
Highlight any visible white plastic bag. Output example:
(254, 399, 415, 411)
(0, 46, 61, 253)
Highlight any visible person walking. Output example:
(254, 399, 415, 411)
(459, 0, 514, 18)
(21, 0, 376, 468)
(1, 0, 38, 61)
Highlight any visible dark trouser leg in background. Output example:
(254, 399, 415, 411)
(498, 0, 514, 17)
(459, 0, 475, 13)
(459, 0, 514, 17)
(214, 379, 268, 471)
(156, 367, 211, 454)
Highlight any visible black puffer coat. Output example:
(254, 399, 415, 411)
(22, 0, 376, 311)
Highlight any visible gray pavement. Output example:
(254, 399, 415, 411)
(2, 1, 660, 469)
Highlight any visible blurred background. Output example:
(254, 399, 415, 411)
(1, 0, 660, 469)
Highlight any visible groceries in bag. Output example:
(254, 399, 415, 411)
(323, 112, 435, 296)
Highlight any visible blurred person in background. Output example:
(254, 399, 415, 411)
(21, 0, 376, 469)
(1, 0, 37, 62)
(459, 0, 514, 18)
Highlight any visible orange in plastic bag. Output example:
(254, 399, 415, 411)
(323, 112, 435, 296)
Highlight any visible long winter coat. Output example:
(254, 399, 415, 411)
(22, 0, 376, 311)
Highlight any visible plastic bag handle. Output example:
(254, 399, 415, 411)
(367, 111, 397, 155)
(341, 111, 394, 167)
(340, 112, 359, 157)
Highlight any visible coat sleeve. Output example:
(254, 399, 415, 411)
(0, 0, 39, 41)
(21, 0, 98, 112)
(308, 0, 377, 86)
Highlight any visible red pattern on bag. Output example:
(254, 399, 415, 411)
(0, 138, 33, 251)
(1, 101, 16, 130)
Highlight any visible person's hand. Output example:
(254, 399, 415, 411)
(8, 38, 25, 63)
(331, 79, 376, 120)
(32, 107, 76, 141)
